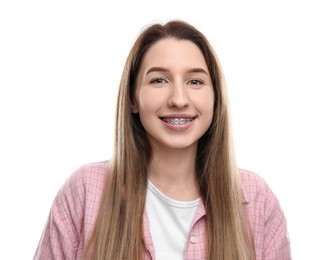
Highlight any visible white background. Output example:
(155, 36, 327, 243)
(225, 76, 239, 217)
(1, 0, 330, 259)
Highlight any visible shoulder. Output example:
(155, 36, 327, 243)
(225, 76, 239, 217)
(238, 168, 284, 228)
(238, 168, 271, 203)
(34, 161, 110, 258)
(64, 160, 110, 193)
(55, 161, 110, 243)
(53, 160, 110, 228)
(58, 160, 109, 202)
(238, 169, 291, 258)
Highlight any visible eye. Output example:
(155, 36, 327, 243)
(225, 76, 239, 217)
(151, 77, 167, 85)
(188, 79, 204, 87)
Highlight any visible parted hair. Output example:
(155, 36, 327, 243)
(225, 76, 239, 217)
(84, 20, 255, 260)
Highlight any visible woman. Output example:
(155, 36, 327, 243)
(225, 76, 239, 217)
(34, 20, 291, 260)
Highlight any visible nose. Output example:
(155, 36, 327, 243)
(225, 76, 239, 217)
(167, 83, 189, 108)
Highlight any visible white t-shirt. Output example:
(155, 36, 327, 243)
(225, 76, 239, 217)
(146, 180, 200, 260)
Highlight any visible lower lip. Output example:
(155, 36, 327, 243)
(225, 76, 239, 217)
(161, 119, 194, 131)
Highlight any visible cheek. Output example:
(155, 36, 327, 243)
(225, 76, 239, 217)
(198, 91, 214, 127)
(136, 89, 162, 114)
(196, 89, 214, 113)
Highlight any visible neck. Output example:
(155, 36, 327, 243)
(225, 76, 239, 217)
(148, 145, 200, 201)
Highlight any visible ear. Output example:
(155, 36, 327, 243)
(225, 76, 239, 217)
(131, 100, 139, 114)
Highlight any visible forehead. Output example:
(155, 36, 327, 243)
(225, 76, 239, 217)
(140, 38, 208, 70)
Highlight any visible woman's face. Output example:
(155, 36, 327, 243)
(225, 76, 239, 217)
(133, 38, 214, 152)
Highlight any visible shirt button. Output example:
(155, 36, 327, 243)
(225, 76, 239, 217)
(190, 235, 198, 244)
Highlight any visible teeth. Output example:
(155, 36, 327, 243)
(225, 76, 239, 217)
(163, 118, 193, 125)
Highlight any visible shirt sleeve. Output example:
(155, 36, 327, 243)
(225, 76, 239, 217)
(33, 171, 85, 260)
(33, 197, 77, 260)
(263, 185, 292, 260)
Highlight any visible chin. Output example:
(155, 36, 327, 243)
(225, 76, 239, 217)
(164, 141, 198, 150)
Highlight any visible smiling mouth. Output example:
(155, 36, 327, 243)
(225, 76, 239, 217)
(160, 117, 194, 125)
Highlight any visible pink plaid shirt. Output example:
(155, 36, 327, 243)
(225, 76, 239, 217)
(34, 161, 291, 259)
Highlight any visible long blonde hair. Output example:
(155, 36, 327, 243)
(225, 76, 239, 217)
(85, 20, 255, 260)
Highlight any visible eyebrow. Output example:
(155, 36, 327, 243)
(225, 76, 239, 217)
(146, 67, 209, 76)
(146, 67, 169, 75)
